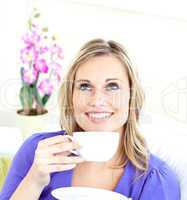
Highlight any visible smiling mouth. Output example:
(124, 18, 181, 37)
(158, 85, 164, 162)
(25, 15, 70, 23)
(85, 112, 114, 123)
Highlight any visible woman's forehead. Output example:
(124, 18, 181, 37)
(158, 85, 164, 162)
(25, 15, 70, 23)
(74, 55, 129, 83)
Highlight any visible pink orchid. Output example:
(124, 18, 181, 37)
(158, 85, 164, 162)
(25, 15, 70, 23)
(51, 73, 61, 84)
(49, 62, 61, 82)
(31, 23, 39, 29)
(50, 44, 64, 59)
(23, 68, 38, 84)
(20, 47, 37, 64)
(19, 8, 64, 112)
(50, 62, 61, 73)
(22, 31, 40, 47)
(34, 39, 49, 54)
(31, 31, 40, 43)
(38, 79, 53, 95)
(40, 46, 48, 54)
(34, 59, 48, 73)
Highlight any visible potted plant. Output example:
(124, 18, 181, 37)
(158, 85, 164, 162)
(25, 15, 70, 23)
(17, 8, 64, 138)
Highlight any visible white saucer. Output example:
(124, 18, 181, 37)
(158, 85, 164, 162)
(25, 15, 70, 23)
(51, 186, 129, 200)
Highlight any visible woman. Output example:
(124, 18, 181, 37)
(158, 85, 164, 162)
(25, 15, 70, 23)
(0, 39, 180, 199)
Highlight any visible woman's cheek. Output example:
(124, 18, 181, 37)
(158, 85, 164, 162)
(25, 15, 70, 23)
(111, 93, 130, 109)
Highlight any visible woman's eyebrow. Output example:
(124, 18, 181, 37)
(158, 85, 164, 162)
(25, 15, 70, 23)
(75, 78, 120, 83)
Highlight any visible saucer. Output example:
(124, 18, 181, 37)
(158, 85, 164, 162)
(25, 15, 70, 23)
(51, 186, 129, 200)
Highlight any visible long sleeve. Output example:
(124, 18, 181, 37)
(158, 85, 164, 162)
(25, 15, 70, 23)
(0, 134, 38, 200)
(139, 163, 180, 200)
(0, 130, 64, 200)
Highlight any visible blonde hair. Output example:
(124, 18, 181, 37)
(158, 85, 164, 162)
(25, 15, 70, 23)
(58, 38, 149, 172)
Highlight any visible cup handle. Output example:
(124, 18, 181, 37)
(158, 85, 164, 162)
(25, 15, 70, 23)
(64, 135, 80, 156)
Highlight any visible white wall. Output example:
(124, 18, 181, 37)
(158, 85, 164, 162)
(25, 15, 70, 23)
(0, 0, 187, 132)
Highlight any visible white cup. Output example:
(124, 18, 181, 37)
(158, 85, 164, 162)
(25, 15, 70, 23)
(71, 131, 120, 162)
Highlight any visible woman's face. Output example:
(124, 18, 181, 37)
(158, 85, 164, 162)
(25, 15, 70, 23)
(72, 55, 130, 134)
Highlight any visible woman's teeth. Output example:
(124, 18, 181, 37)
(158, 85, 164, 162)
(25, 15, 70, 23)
(86, 112, 113, 121)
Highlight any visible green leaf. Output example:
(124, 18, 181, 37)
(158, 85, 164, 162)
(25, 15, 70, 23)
(52, 36, 56, 41)
(19, 87, 25, 108)
(20, 67, 24, 84)
(19, 85, 33, 109)
(28, 19, 32, 30)
(42, 27, 48, 32)
(20, 68, 31, 87)
(34, 13, 40, 18)
(31, 85, 43, 106)
(42, 95, 50, 106)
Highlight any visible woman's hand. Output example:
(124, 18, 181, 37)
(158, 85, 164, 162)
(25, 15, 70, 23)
(27, 135, 84, 187)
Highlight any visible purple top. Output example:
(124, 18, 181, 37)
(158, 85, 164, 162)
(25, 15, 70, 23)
(0, 130, 180, 200)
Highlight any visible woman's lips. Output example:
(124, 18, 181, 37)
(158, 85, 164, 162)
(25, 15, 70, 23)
(85, 112, 113, 123)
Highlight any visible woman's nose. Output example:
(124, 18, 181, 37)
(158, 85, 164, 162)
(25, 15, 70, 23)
(88, 90, 108, 107)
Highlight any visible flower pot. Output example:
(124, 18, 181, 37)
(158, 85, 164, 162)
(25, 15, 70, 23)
(16, 109, 49, 139)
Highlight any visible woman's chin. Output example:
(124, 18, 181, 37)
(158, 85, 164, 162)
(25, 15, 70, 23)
(82, 126, 114, 132)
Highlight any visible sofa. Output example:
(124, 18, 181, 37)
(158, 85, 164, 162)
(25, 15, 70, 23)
(142, 120, 187, 200)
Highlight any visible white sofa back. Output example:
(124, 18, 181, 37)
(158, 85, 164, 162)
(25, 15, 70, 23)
(143, 130, 187, 200)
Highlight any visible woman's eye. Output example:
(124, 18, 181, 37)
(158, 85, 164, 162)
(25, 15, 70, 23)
(78, 83, 92, 91)
(76, 82, 120, 92)
(105, 82, 120, 91)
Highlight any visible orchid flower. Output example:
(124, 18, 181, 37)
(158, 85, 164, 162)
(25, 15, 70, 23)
(22, 31, 40, 47)
(50, 44, 64, 59)
(20, 47, 37, 64)
(34, 59, 48, 73)
(22, 68, 38, 84)
(38, 79, 53, 96)
(49, 62, 61, 82)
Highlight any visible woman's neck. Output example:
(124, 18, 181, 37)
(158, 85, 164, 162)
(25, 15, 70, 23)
(77, 149, 123, 171)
